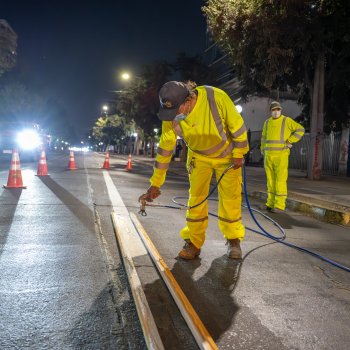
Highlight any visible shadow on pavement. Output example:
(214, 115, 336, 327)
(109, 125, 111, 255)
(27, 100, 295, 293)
(266, 211, 321, 229)
(38, 177, 94, 232)
(244, 205, 320, 230)
(171, 256, 240, 341)
(0, 188, 23, 257)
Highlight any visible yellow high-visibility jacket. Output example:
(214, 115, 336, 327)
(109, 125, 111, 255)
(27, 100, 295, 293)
(261, 115, 305, 154)
(150, 86, 249, 187)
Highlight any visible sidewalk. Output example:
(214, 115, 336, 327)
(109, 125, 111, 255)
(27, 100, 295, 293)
(115, 154, 350, 227)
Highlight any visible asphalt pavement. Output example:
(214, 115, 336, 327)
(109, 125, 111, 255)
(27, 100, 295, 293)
(109, 153, 350, 350)
(1, 151, 349, 350)
(125, 155, 350, 227)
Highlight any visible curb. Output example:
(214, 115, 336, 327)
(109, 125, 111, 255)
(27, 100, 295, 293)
(109, 155, 350, 227)
(247, 189, 350, 227)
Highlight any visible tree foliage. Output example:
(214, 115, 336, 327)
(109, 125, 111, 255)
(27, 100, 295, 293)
(203, 0, 350, 129)
(0, 20, 17, 78)
(116, 61, 172, 139)
(92, 114, 134, 148)
(91, 55, 217, 148)
(172, 52, 217, 85)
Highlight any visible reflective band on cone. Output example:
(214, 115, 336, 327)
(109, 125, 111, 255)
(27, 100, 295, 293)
(125, 154, 132, 172)
(102, 151, 110, 169)
(67, 151, 78, 170)
(36, 150, 49, 176)
(3, 149, 27, 189)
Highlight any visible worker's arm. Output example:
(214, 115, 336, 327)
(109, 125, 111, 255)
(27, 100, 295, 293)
(149, 121, 177, 188)
(286, 118, 305, 146)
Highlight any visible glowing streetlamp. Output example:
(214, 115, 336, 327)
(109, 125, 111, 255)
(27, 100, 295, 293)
(121, 72, 131, 81)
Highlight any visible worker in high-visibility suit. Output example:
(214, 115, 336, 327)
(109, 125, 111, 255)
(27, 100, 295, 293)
(261, 101, 305, 213)
(139, 81, 249, 260)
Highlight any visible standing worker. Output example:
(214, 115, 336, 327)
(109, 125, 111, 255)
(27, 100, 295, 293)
(139, 81, 249, 260)
(261, 101, 305, 213)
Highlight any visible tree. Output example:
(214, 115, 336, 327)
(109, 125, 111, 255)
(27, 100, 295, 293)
(116, 61, 172, 156)
(92, 114, 134, 152)
(203, 0, 350, 179)
(0, 20, 17, 78)
(172, 52, 217, 85)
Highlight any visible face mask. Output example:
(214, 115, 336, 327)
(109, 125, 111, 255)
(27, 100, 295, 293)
(271, 110, 281, 119)
(174, 113, 187, 121)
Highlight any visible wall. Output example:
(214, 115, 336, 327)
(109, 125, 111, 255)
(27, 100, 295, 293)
(239, 96, 303, 132)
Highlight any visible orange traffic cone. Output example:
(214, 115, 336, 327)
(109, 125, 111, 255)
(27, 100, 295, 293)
(67, 151, 78, 170)
(102, 151, 110, 169)
(125, 154, 132, 171)
(3, 149, 26, 189)
(36, 150, 49, 176)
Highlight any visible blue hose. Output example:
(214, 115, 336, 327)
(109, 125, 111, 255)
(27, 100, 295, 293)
(241, 165, 350, 273)
(168, 165, 350, 273)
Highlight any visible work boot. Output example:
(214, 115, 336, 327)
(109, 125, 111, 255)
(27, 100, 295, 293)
(178, 239, 201, 260)
(226, 238, 242, 259)
(259, 204, 273, 212)
(271, 208, 285, 213)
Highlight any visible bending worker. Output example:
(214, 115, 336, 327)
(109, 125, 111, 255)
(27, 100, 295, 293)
(261, 101, 305, 213)
(139, 81, 249, 260)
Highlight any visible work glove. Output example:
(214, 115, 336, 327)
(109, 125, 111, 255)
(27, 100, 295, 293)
(286, 141, 293, 148)
(232, 157, 244, 169)
(138, 186, 161, 203)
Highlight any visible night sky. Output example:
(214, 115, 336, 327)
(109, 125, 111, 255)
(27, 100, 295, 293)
(0, 0, 207, 139)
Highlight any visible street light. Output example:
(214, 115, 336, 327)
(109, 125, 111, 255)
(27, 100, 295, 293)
(121, 72, 130, 81)
(102, 105, 108, 111)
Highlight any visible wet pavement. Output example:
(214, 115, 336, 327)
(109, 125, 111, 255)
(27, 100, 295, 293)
(109, 153, 350, 349)
(0, 151, 349, 349)
(0, 153, 145, 349)
(125, 155, 350, 226)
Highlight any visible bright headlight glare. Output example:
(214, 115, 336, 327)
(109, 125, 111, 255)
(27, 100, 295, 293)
(16, 130, 42, 150)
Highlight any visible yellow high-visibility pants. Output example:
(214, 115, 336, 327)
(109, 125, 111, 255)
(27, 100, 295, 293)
(264, 151, 289, 210)
(180, 155, 244, 249)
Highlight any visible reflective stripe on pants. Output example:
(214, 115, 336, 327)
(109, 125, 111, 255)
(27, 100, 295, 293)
(180, 156, 244, 248)
(264, 151, 289, 210)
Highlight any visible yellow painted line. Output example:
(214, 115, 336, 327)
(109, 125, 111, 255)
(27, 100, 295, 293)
(130, 212, 219, 350)
(104, 171, 164, 350)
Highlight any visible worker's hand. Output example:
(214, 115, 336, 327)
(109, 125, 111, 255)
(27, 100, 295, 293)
(232, 157, 244, 169)
(286, 141, 293, 148)
(138, 186, 161, 203)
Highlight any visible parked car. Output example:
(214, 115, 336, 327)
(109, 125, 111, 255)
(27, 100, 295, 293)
(0, 122, 45, 162)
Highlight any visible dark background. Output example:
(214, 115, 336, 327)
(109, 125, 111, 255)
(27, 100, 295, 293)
(0, 0, 207, 138)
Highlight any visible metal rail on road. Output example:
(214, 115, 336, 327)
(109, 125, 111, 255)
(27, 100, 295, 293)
(130, 212, 219, 350)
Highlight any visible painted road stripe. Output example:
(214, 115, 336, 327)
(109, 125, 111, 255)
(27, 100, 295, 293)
(103, 170, 164, 350)
(130, 212, 219, 350)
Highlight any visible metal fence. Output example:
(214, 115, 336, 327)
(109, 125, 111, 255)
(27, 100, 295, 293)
(248, 130, 342, 175)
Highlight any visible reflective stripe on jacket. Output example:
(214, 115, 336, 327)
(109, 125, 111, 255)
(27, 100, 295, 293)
(150, 86, 249, 187)
(261, 115, 305, 153)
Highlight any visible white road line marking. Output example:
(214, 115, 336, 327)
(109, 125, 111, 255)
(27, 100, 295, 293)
(103, 170, 164, 350)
